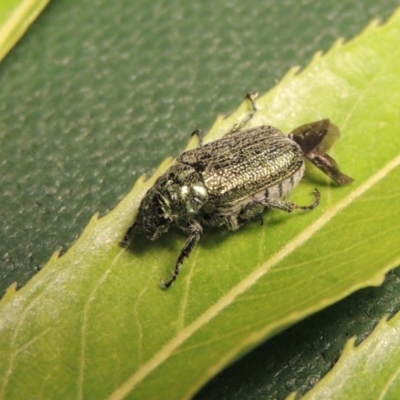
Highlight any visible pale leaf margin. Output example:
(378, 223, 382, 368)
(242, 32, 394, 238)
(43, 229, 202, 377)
(0, 6, 400, 400)
(109, 158, 400, 400)
(108, 9, 400, 400)
(296, 309, 400, 400)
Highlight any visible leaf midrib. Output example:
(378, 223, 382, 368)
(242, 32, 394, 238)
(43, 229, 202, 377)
(107, 151, 400, 400)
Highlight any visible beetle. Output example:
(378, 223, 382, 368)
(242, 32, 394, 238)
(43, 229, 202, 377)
(122, 94, 353, 288)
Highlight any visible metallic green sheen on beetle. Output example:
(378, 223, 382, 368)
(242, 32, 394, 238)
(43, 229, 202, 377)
(122, 96, 353, 288)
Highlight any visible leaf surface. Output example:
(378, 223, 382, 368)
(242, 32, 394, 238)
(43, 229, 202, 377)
(301, 310, 400, 400)
(1, 8, 400, 400)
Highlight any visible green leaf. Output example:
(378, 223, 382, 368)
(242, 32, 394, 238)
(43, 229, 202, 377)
(1, 8, 400, 400)
(0, 0, 49, 62)
(300, 310, 400, 400)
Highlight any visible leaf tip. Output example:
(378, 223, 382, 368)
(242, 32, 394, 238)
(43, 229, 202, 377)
(362, 18, 381, 34)
(332, 37, 345, 50)
(136, 173, 147, 185)
(280, 65, 301, 84)
(388, 5, 400, 23)
(50, 249, 62, 261)
(0, 282, 18, 307)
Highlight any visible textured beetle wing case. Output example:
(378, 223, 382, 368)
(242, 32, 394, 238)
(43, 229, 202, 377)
(178, 126, 304, 206)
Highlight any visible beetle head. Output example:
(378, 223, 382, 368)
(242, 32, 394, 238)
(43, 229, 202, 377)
(135, 164, 208, 240)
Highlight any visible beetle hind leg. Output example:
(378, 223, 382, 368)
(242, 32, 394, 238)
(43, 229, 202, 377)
(307, 151, 354, 185)
(289, 120, 354, 185)
(227, 92, 258, 135)
(294, 188, 321, 211)
(266, 188, 321, 213)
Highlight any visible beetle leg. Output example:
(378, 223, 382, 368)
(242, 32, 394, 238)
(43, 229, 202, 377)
(266, 189, 321, 213)
(227, 92, 258, 135)
(307, 151, 354, 185)
(119, 223, 136, 248)
(288, 119, 331, 155)
(255, 214, 264, 225)
(289, 120, 354, 185)
(189, 91, 258, 146)
(238, 203, 265, 226)
(161, 221, 203, 289)
(191, 129, 203, 147)
(294, 188, 321, 210)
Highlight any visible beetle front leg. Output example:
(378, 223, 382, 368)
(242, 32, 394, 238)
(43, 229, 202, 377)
(161, 221, 203, 289)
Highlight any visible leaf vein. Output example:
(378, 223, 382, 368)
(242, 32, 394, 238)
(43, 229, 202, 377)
(108, 144, 400, 399)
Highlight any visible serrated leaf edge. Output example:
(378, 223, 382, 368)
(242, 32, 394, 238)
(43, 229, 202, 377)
(107, 150, 400, 400)
(300, 309, 400, 400)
